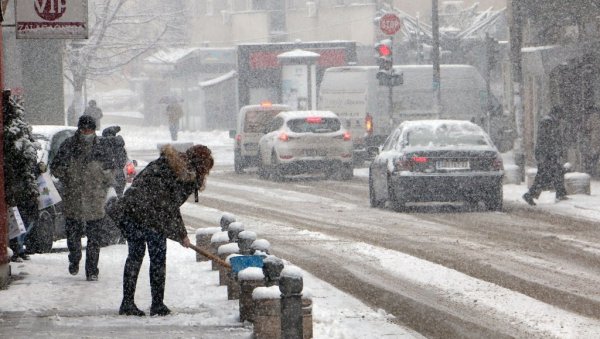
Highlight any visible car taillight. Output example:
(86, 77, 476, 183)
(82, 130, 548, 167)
(305, 117, 322, 124)
(278, 133, 289, 142)
(394, 156, 428, 172)
(492, 155, 504, 171)
(343, 131, 351, 141)
(412, 156, 428, 163)
(365, 113, 373, 136)
(125, 162, 136, 176)
(235, 134, 241, 146)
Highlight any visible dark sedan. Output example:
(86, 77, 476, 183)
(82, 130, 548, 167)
(369, 120, 504, 211)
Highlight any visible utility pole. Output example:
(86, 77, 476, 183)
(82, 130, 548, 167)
(0, 0, 8, 287)
(432, 0, 442, 118)
(509, 0, 525, 182)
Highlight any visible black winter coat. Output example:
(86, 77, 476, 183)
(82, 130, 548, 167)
(118, 145, 199, 242)
(534, 114, 562, 163)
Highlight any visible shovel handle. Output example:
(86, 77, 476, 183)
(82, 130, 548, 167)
(189, 243, 232, 270)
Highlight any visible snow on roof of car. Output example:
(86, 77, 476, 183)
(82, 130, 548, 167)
(31, 125, 77, 138)
(239, 103, 291, 112)
(399, 119, 484, 133)
(276, 110, 340, 120)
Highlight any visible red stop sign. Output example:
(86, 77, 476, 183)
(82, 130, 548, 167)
(35, 0, 67, 22)
(380, 13, 402, 35)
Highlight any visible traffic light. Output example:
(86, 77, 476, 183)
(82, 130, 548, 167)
(375, 39, 393, 72)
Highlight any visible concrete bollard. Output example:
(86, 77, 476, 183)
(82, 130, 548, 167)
(217, 243, 239, 286)
(252, 239, 271, 256)
(226, 254, 242, 300)
(220, 212, 236, 231)
(238, 267, 265, 323)
(252, 286, 313, 339)
(195, 227, 220, 262)
(210, 231, 230, 271)
(565, 172, 591, 195)
(228, 221, 245, 243)
(262, 255, 284, 287)
(238, 230, 257, 255)
(280, 266, 304, 339)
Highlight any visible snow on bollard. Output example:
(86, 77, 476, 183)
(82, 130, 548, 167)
(280, 266, 304, 339)
(262, 255, 284, 287)
(210, 231, 230, 271)
(228, 221, 245, 243)
(195, 227, 220, 262)
(217, 243, 239, 286)
(220, 212, 236, 231)
(503, 164, 520, 185)
(252, 286, 281, 339)
(565, 172, 591, 195)
(252, 239, 271, 256)
(238, 230, 257, 255)
(238, 267, 265, 323)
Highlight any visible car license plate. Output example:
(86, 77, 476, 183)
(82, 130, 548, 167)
(436, 160, 470, 170)
(305, 149, 326, 157)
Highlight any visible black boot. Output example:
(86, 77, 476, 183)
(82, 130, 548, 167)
(150, 303, 171, 316)
(119, 301, 145, 316)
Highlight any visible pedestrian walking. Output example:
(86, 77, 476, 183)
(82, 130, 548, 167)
(50, 115, 114, 281)
(83, 100, 103, 130)
(165, 100, 183, 141)
(523, 106, 568, 206)
(110, 144, 213, 316)
(583, 106, 600, 177)
(101, 125, 128, 197)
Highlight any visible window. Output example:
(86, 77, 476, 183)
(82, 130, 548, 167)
(243, 110, 285, 133)
(287, 117, 341, 133)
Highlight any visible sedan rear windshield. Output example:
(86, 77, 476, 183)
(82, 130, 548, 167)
(405, 128, 489, 147)
(244, 110, 284, 133)
(287, 117, 341, 133)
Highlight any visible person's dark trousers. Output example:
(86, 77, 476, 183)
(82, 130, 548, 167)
(528, 161, 567, 198)
(168, 123, 178, 141)
(121, 219, 167, 307)
(65, 218, 103, 278)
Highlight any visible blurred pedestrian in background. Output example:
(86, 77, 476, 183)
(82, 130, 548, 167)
(50, 115, 114, 281)
(101, 125, 128, 197)
(111, 144, 214, 316)
(583, 106, 600, 177)
(83, 100, 103, 130)
(523, 106, 568, 206)
(165, 100, 183, 141)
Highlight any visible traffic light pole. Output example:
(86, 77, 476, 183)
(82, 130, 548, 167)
(432, 0, 442, 118)
(387, 35, 394, 130)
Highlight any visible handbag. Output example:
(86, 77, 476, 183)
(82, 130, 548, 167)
(8, 206, 27, 239)
(37, 172, 62, 210)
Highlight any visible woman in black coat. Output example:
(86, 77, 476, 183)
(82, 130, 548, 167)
(116, 144, 214, 316)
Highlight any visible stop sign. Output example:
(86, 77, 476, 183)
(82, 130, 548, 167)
(379, 13, 402, 35)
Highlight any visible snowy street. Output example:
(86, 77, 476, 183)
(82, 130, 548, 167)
(4, 126, 600, 338)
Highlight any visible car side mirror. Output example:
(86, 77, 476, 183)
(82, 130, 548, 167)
(132, 159, 138, 166)
(229, 130, 236, 139)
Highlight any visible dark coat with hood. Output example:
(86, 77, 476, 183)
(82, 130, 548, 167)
(118, 145, 200, 242)
(50, 131, 114, 220)
(534, 109, 562, 163)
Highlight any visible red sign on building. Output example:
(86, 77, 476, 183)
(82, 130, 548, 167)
(15, 0, 88, 39)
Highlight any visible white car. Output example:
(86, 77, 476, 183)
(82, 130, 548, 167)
(257, 110, 353, 180)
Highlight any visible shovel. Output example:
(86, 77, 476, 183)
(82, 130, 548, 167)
(188, 243, 231, 270)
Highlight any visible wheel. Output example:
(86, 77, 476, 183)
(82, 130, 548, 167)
(340, 163, 353, 180)
(25, 210, 54, 253)
(270, 152, 284, 182)
(234, 150, 244, 174)
(486, 184, 503, 211)
(388, 176, 406, 212)
(257, 151, 269, 179)
(369, 172, 385, 208)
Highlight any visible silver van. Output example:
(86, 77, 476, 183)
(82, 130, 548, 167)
(230, 103, 291, 173)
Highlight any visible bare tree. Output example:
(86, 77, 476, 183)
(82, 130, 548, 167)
(64, 0, 186, 125)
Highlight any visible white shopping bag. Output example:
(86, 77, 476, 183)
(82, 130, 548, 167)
(8, 206, 26, 239)
(37, 172, 62, 210)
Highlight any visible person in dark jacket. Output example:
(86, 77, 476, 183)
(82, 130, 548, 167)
(523, 106, 568, 206)
(101, 125, 128, 197)
(116, 144, 214, 316)
(50, 115, 114, 281)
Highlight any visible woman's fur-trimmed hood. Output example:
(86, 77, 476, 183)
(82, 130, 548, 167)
(160, 144, 196, 182)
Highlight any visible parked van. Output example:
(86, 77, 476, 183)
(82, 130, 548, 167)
(229, 102, 291, 173)
(318, 65, 514, 163)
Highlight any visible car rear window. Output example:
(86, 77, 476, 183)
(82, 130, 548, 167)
(244, 110, 284, 133)
(287, 117, 341, 133)
(405, 126, 489, 147)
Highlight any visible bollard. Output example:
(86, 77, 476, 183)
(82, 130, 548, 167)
(238, 230, 257, 255)
(252, 286, 313, 339)
(210, 231, 230, 271)
(262, 255, 284, 287)
(238, 267, 265, 323)
(228, 221, 245, 243)
(217, 243, 239, 286)
(195, 227, 220, 262)
(280, 267, 303, 339)
(220, 212, 236, 231)
(226, 254, 242, 300)
(252, 239, 271, 255)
